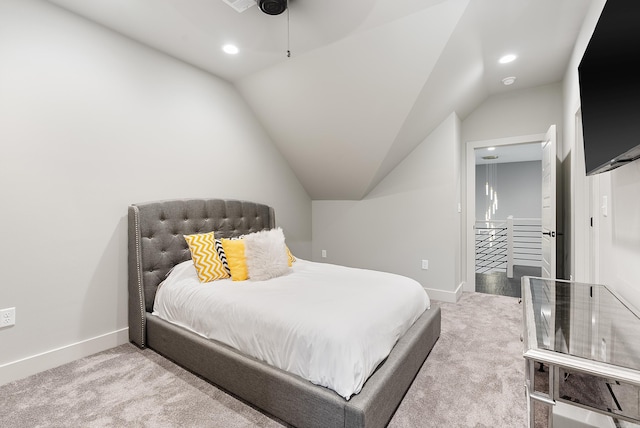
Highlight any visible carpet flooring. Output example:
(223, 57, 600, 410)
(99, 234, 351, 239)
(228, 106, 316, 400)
(0, 292, 527, 428)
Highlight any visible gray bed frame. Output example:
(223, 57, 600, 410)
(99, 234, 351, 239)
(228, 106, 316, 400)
(128, 198, 441, 428)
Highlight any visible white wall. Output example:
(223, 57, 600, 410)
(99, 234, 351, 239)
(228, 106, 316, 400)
(312, 113, 462, 302)
(313, 83, 561, 301)
(0, 0, 311, 385)
(562, 0, 640, 310)
(475, 161, 541, 222)
(561, 0, 601, 286)
(462, 83, 563, 145)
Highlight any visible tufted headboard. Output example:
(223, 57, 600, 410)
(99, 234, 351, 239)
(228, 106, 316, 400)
(127, 199, 275, 347)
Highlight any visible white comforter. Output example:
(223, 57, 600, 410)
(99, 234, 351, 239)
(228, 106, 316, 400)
(152, 259, 429, 399)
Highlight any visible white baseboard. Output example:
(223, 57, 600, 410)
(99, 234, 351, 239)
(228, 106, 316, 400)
(455, 282, 464, 301)
(0, 328, 129, 386)
(425, 282, 464, 303)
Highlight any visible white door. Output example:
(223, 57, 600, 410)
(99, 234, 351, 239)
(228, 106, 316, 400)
(541, 125, 557, 279)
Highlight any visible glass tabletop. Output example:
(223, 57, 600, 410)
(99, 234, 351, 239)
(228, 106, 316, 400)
(523, 277, 640, 372)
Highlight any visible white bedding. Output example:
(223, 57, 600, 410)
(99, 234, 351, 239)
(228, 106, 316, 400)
(152, 258, 429, 400)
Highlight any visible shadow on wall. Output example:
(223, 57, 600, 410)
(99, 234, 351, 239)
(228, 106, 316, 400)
(561, 150, 571, 280)
(81, 215, 128, 340)
(611, 161, 640, 250)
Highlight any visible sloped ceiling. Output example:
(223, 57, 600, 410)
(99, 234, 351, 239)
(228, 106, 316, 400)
(47, 0, 593, 200)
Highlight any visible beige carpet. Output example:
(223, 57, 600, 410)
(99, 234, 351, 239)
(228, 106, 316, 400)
(0, 292, 527, 427)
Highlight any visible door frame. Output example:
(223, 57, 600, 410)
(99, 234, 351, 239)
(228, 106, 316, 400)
(541, 125, 557, 279)
(572, 107, 597, 283)
(464, 133, 546, 292)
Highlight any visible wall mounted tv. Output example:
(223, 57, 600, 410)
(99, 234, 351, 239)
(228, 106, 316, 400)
(579, 0, 640, 175)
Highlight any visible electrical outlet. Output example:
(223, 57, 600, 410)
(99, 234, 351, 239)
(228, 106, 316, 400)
(421, 260, 429, 270)
(0, 307, 15, 328)
(321, 250, 327, 258)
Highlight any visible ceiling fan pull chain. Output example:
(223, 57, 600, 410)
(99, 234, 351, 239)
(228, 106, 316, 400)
(286, 0, 291, 58)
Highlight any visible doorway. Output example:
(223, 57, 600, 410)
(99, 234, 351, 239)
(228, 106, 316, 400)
(465, 133, 547, 298)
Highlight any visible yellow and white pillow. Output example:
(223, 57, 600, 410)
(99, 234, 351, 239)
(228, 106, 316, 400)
(183, 232, 230, 282)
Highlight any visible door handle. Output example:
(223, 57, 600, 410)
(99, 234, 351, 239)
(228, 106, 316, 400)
(542, 231, 556, 238)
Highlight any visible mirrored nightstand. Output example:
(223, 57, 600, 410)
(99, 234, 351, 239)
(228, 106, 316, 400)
(522, 277, 640, 427)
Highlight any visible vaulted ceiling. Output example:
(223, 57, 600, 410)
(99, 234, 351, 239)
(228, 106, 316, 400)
(47, 0, 593, 199)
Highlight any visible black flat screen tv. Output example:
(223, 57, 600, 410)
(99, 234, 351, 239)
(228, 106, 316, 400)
(579, 0, 640, 175)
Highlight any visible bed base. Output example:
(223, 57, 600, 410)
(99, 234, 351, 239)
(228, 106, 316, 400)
(146, 306, 440, 428)
(128, 199, 441, 428)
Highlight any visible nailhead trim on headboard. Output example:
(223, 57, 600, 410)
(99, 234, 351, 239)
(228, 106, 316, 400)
(132, 206, 146, 347)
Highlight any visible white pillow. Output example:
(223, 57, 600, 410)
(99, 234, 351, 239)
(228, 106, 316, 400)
(243, 228, 290, 281)
(164, 259, 198, 283)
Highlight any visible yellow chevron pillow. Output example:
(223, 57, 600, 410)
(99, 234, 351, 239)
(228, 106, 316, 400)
(183, 232, 230, 282)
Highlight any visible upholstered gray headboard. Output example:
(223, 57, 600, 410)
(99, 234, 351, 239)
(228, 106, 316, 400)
(127, 199, 275, 347)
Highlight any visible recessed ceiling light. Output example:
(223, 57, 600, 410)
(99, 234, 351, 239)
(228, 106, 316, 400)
(222, 44, 239, 55)
(487, 147, 496, 151)
(499, 54, 517, 64)
(502, 76, 516, 86)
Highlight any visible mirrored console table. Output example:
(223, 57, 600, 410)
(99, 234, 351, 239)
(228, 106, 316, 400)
(522, 277, 640, 427)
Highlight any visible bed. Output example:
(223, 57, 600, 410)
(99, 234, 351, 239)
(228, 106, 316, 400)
(128, 198, 441, 428)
